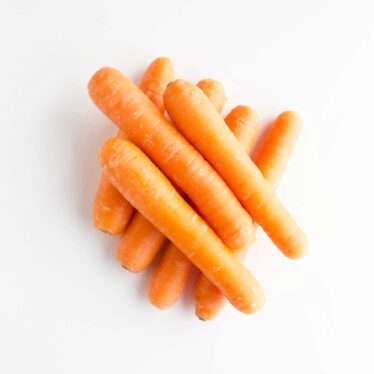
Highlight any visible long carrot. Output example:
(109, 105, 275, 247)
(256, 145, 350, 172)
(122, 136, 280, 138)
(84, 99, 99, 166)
(92, 58, 173, 234)
(164, 80, 307, 259)
(195, 111, 302, 320)
(117, 79, 226, 273)
(115, 58, 174, 271)
(148, 104, 259, 309)
(88, 68, 255, 251)
(100, 138, 264, 314)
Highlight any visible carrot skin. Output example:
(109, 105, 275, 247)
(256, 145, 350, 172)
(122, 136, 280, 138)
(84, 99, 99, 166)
(100, 138, 264, 314)
(164, 80, 307, 259)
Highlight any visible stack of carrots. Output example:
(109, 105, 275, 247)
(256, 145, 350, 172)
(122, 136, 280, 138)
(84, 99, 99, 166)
(89, 57, 307, 320)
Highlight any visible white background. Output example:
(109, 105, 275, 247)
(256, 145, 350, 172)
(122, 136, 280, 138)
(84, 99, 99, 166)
(1, 0, 373, 373)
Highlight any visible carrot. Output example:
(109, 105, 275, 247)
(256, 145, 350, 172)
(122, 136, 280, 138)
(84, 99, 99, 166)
(116, 213, 165, 272)
(164, 80, 307, 259)
(139, 57, 174, 113)
(225, 105, 259, 152)
(254, 111, 302, 189)
(197, 79, 226, 113)
(100, 138, 264, 314)
(88, 68, 255, 251)
(148, 105, 259, 309)
(93, 139, 133, 234)
(92, 58, 173, 234)
(195, 111, 302, 320)
(148, 243, 191, 309)
(114, 59, 174, 270)
(116, 78, 224, 272)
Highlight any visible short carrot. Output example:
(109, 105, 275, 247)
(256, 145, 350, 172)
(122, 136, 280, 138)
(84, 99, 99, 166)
(115, 58, 174, 271)
(148, 104, 259, 309)
(100, 138, 264, 314)
(88, 68, 255, 251)
(164, 80, 307, 259)
(92, 58, 173, 234)
(195, 111, 302, 320)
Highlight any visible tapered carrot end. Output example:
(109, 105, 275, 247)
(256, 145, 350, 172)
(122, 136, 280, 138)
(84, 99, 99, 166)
(277, 111, 302, 132)
(197, 79, 226, 113)
(99, 137, 126, 168)
(283, 229, 308, 260)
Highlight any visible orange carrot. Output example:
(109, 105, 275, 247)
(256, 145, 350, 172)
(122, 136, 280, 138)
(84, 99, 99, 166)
(197, 79, 226, 113)
(195, 111, 302, 320)
(116, 213, 165, 272)
(92, 58, 173, 234)
(139, 57, 174, 113)
(148, 105, 259, 309)
(88, 68, 255, 251)
(114, 59, 174, 270)
(254, 111, 302, 189)
(164, 80, 307, 259)
(148, 243, 191, 309)
(100, 138, 264, 314)
(116, 78, 225, 272)
(225, 105, 259, 152)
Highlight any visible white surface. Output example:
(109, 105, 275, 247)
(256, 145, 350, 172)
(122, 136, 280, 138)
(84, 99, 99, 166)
(1, 1, 373, 373)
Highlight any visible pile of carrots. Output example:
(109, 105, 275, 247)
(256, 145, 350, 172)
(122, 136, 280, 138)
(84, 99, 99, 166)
(89, 57, 307, 320)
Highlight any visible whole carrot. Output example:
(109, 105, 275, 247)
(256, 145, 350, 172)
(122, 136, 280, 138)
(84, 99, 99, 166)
(115, 58, 174, 271)
(100, 138, 264, 314)
(93, 58, 174, 234)
(164, 80, 307, 259)
(148, 105, 259, 309)
(195, 111, 302, 320)
(118, 78, 227, 273)
(88, 68, 255, 251)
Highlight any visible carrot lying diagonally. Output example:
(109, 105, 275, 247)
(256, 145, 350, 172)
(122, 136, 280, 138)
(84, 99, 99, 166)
(93, 58, 173, 234)
(88, 68, 255, 251)
(148, 105, 259, 309)
(117, 78, 225, 273)
(164, 80, 307, 259)
(195, 111, 302, 320)
(115, 59, 175, 272)
(100, 138, 264, 314)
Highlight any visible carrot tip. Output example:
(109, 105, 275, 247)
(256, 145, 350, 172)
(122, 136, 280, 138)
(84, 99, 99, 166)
(197, 316, 207, 322)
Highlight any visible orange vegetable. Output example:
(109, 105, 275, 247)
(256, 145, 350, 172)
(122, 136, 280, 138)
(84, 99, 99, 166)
(116, 77, 224, 273)
(114, 58, 174, 269)
(197, 79, 226, 113)
(195, 111, 302, 320)
(116, 213, 165, 272)
(225, 105, 259, 152)
(148, 105, 259, 309)
(92, 58, 173, 234)
(148, 243, 191, 309)
(164, 80, 307, 259)
(100, 138, 264, 314)
(88, 68, 255, 251)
